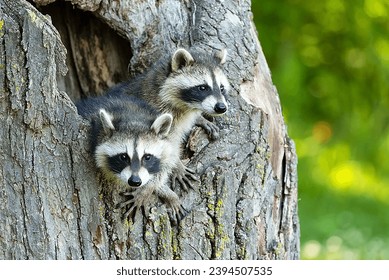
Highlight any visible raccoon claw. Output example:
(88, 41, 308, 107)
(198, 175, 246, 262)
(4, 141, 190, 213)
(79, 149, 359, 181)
(184, 167, 200, 182)
(116, 195, 134, 209)
(196, 117, 220, 140)
(203, 123, 220, 140)
(168, 204, 189, 226)
(122, 204, 141, 222)
(116, 196, 139, 221)
(184, 166, 197, 176)
(172, 168, 199, 191)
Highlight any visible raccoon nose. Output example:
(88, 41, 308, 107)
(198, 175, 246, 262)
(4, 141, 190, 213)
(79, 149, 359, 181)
(214, 102, 227, 114)
(128, 176, 142, 187)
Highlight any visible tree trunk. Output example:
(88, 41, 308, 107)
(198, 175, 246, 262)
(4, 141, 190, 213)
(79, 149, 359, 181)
(0, 0, 299, 259)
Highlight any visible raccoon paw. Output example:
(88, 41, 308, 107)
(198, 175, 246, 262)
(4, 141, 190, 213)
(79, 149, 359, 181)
(118, 186, 155, 221)
(196, 117, 220, 140)
(172, 166, 199, 191)
(203, 121, 220, 140)
(116, 194, 135, 209)
(122, 204, 141, 222)
(116, 196, 140, 222)
(168, 204, 189, 226)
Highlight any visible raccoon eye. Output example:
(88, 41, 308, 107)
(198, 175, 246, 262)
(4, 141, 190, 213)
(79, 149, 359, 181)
(119, 153, 129, 162)
(143, 154, 152, 161)
(220, 84, 225, 92)
(198, 85, 207, 91)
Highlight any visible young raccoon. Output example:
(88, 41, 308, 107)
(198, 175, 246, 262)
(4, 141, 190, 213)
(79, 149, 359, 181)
(76, 93, 186, 222)
(110, 47, 230, 189)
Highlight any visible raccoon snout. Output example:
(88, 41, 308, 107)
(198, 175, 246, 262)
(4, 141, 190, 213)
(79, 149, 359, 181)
(128, 175, 142, 187)
(214, 102, 227, 114)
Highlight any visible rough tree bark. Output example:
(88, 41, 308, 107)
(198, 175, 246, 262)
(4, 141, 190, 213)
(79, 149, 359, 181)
(0, 0, 299, 259)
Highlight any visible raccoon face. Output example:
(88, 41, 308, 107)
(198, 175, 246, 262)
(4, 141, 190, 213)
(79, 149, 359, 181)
(161, 48, 230, 116)
(95, 110, 173, 187)
(104, 139, 162, 187)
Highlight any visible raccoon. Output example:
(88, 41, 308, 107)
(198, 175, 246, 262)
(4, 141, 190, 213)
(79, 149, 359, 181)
(110, 47, 230, 190)
(76, 93, 186, 222)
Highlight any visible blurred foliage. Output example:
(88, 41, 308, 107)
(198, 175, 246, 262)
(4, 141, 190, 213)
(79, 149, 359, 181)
(251, 0, 389, 259)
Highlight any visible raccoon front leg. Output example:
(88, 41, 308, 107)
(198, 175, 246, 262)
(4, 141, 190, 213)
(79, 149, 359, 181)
(195, 115, 220, 140)
(118, 185, 155, 221)
(171, 160, 199, 191)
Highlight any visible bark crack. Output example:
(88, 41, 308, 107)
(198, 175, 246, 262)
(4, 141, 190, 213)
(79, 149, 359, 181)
(64, 10, 85, 98)
(187, 0, 198, 46)
(19, 128, 31, 258)
(278, 151, 287, 235)
(69, 145, 85, 259)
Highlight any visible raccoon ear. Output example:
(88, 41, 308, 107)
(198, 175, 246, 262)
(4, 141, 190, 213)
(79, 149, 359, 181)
(215, 49, 228, 65)
(151, 113, 173, 138)
(171, 48, 194, 72)
(99, 109, 115, 133)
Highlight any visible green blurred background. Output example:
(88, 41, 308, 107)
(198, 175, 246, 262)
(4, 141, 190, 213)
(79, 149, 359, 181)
(251, 0, 389, 259)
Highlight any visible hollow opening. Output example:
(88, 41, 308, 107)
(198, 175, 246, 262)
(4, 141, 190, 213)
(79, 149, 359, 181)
(35, 1, 132, 102)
